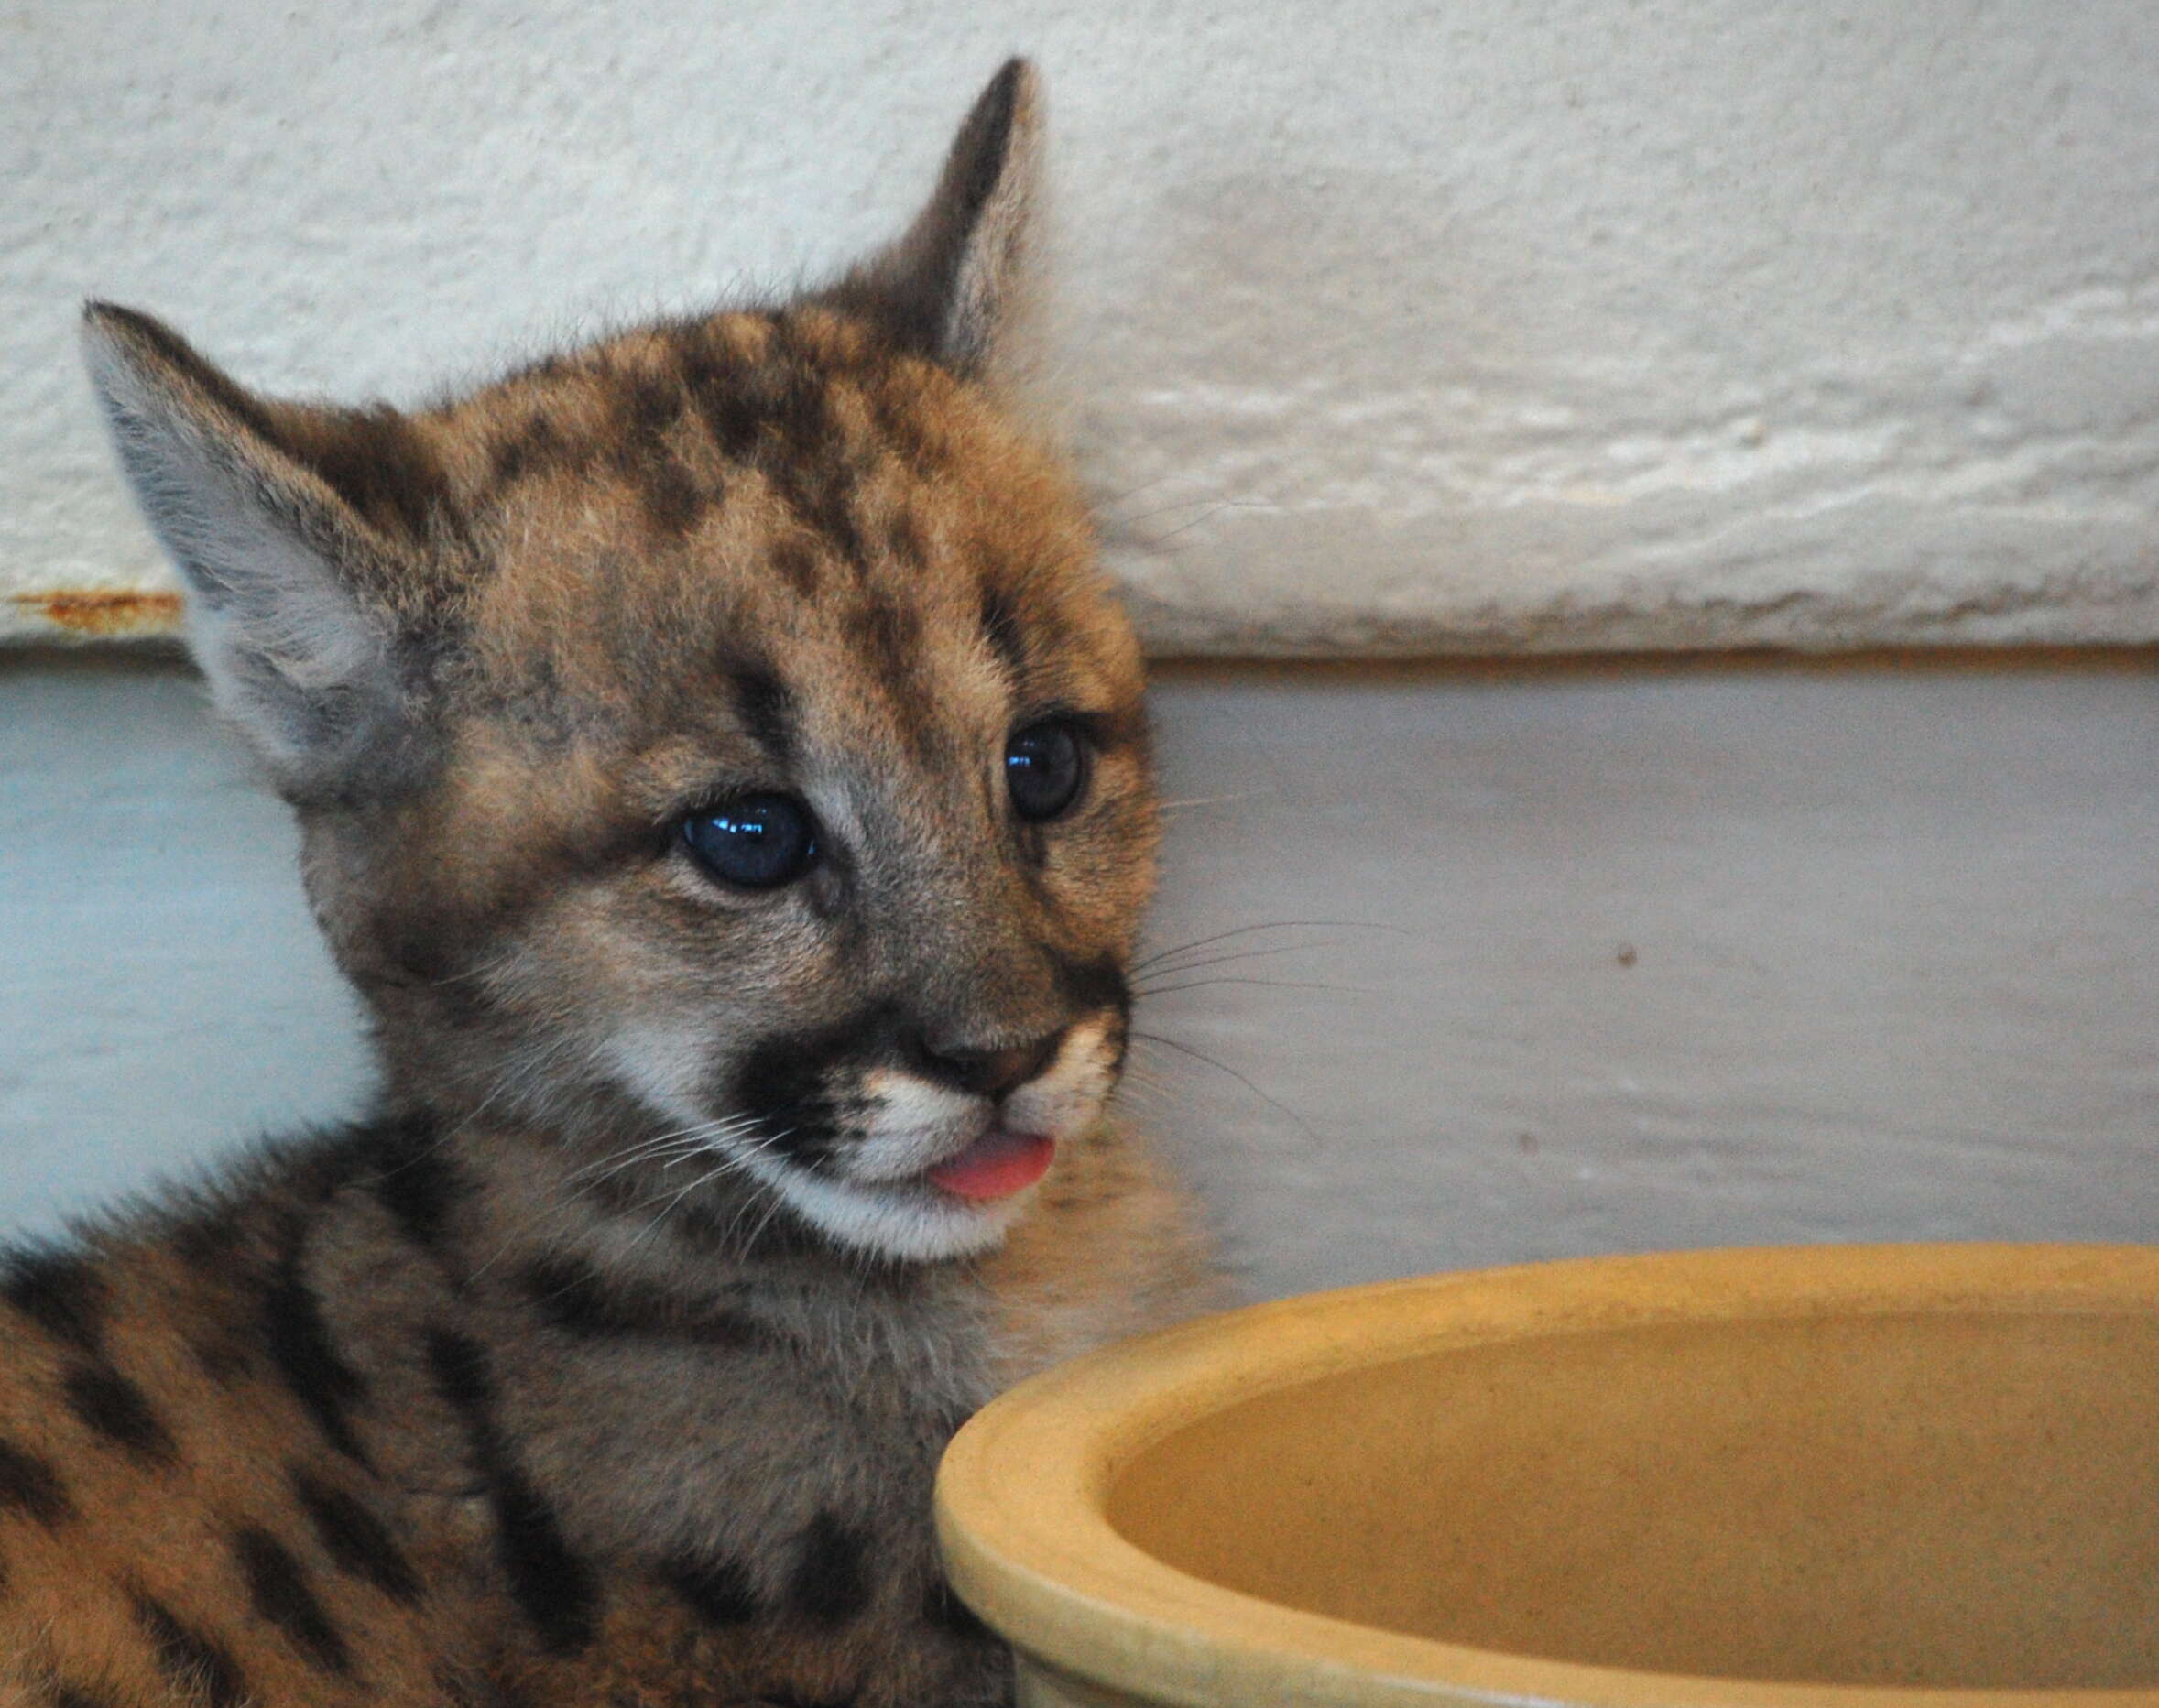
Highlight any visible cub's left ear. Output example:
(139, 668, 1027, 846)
(81, 303, 440, 807)
(825, 57, 1046, 379)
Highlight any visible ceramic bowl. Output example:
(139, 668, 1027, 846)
(936, 1244, 2159, 1707)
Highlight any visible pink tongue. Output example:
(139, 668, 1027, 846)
(927, 1130, 1056, 1201)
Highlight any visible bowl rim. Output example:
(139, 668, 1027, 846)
(935, 1241, 2159, 1708)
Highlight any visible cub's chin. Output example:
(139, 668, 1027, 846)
(749, 1155, 1048, 1264)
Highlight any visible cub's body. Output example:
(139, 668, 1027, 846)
(4, 64, 1218, 1707)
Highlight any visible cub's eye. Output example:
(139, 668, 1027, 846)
(679, 794, 819, 890)
(1005, 720, 1088, 822)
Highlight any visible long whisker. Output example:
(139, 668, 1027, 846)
(1135, 976, 1372, 998)
(1129, 1029, 1321, 1148)
(1131, 919, 1404, 973)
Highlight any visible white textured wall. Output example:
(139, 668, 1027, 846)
(5, 655, 2153, 1296)
(7, 2, 2159, 650)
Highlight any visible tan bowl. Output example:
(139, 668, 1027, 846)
(936, 1244, 2159, 1708)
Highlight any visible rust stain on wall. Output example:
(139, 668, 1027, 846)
(11, 590, 184, 638)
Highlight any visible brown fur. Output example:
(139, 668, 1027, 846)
(15, 62, 1220, 1707)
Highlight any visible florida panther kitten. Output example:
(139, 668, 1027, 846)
(4, 61, 1218, 1707)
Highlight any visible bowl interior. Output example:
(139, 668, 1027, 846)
(1107, 1309, 2159, 1690)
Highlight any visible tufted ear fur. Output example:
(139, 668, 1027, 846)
(81, 303, 438, 806)
(826, 58, 1046, 379)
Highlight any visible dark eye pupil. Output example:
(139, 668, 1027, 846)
(1006, 722, 1085, 822)
(680, 794, 817, 889)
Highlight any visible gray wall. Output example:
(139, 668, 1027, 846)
(5, 653, 2152, 1300)
(11, 2, 2159, 652)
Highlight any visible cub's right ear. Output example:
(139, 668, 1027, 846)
(81, 303, 432, 806)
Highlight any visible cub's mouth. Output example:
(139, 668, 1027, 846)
(923, 1127, 1056, 1201)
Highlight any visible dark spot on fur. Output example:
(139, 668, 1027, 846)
(785, 1510, 872, 1626)
(135, 1594, 245, 1708)
(365, 1116, 461, 1255)
(234, 1525, 353, 1675)
(977, 583, 1027, 677)
(62, 1365, 178, 1467)
(189, 1336, 253, 1387)
(887, 509, 929, 571)
(1050, 952, 1131, 1023)
(845, 594, 921, 689)
(264, 1236, 374, 1470)
(0, 1247, 107, 1355)
(425, 1329, 596, 1654)
(726, 661, 796, 763)
(0, 1438, 74, 1527)
(639, 456, 705, 535)
(48, 1684, 115, 1708)
(623, 369, 685, 440)
(488, 413, 568, 489)
(923, 1573, 996, 1643)
(661, 1550, 759, 1626)
(517, 1254, 769, 1351)
(299, 404, 453, 545)
(772, 539, 822, 599)
(291, 1467, 421, 1605)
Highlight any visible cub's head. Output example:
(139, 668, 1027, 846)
(82, 62, 1158, 1263)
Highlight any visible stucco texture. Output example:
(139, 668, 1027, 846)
(6, 1, 2159, 652)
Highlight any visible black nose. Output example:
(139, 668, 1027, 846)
(918, 1030, 1063, 1100)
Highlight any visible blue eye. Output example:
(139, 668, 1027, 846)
(680, 794, 819, 889)
(1006, 721, 1087, 822)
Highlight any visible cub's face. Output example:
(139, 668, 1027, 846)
(360, 311, 1158, 1261)
(84, 63, 1160, 1262)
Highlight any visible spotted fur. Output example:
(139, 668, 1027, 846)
(8, 62, 1218, 1707)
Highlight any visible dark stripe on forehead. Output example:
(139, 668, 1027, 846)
(611, 369, 707, 536)
(844, 593, 922, 691)
(726, 659, 797, 764)
(978, 583, 1028, 678)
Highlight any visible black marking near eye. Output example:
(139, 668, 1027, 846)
(264, 1241, 374, 1471)
(786, 1510, 872, 1626)
(62, 1365, 178, 1468)
(290, 1467, 421, 1605)
(0, 1247, 107, 1355)
(0, 1438, 74, 1528)
(135, 1594, 246, 1708)
(233, 1525, 353, 1676)
(662, 1550, 760, 1627)
(425, 1328, 596, 1655)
